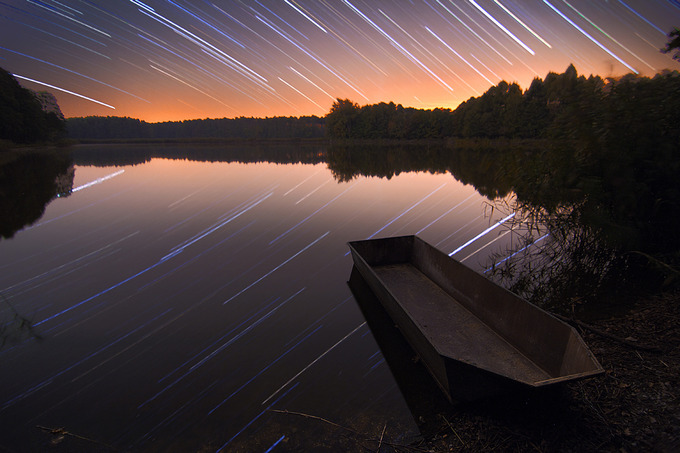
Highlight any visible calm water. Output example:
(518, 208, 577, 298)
(0, 144, 516, 451)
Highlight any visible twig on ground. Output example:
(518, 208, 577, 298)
(377, 423, 386, 452)
(440, 415, 465, 447)
(269, 410, 429, 452)
(36, 426, 116, 450)
(269, 409, 362, 436)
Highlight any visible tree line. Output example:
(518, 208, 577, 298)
(64, 64, 679, 146)
(66, 115, 325, 140)
(6, 54, 675, 148)
(0, 67, 66, 144)
(326, 64, 680, 142)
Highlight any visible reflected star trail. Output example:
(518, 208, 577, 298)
(0, 155, 514, 450)
(1, 1, 677, 121)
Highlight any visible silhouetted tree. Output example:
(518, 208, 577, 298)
(516, 77, 550, 137)
(0, 67, 65, 144)
(663, 27, 680, 61)
(325, 99, 360, 139)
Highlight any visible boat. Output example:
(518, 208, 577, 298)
(347, 235, 604, 401)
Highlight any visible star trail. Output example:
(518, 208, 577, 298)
(1, 0, 678, 121)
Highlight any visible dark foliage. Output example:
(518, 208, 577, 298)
(0, 67, 66, 144)
(326, 64, 680, 144)
(66, 115, 325, 140)
(663, 27, 680, 61)
(325, 99, 454, 139)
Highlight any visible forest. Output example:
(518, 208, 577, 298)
(325, 28, 680, 142)
(0, 67, 66, 144)
(63, 65, 680, 151)
(325, 64, 680, 142)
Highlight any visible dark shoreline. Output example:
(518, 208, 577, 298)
(71, 137, 330, 145)
(417, 289, 680, 452)
(69, 136, 560, 149)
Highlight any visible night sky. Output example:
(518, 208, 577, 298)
(1, 0, 679, 122)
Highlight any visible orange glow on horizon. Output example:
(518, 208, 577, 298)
(53, 62, 662, 123)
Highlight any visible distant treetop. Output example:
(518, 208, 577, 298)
(663, 27, 680, 61)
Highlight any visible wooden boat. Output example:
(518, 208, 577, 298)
(348, 235, 603, 401)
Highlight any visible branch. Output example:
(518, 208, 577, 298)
(36, 426, 116, 450)
(269, 409, 429, 452)
(553, 313, 662, 353)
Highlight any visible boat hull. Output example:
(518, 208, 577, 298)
(348, 235, 603, 401)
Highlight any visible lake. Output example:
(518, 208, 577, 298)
(0, 143, 519, 451)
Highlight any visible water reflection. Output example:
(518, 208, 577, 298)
(478, 138, 679, 309)
(1, 145, 508, 451)
(7, 139, 670, 317)
(70, 142, 327, 167)
(329, 140, 679, 308)
(0, 150, 73, 239)
(2, 136, 664, 450)
(325, 140, 517, 199)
